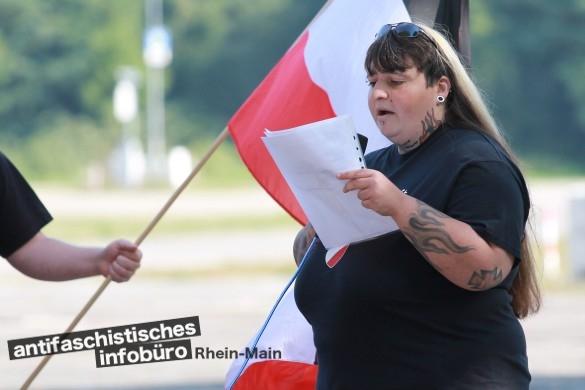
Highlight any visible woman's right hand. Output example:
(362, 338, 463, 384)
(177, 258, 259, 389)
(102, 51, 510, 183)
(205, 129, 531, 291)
(293, 223, 315, 266)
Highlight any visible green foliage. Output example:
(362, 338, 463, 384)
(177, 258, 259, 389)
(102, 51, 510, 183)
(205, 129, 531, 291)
(191, 138, 256, 188)
(0, 0, 323, 185)
(0, 0, 143, 183)
(1, 0, 584, 183)
(2, 114, 117, 183)
(0, 0, 142, 137)
(471, 0, 585, 172)
(166, 0, 323, 134)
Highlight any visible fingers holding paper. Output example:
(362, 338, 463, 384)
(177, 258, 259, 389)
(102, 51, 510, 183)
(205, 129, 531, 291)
(337, 169, 406, 217)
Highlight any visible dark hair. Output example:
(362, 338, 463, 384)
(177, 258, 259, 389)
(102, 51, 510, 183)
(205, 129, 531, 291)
(365, 25, 480, 134)
(365, 28, 450, 88)
(365, 23, 541, 318)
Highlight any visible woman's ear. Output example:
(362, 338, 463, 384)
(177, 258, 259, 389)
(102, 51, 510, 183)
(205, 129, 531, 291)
(436, 76, 451, 100)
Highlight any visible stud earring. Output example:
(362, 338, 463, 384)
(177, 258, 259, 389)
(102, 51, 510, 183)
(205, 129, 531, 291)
(437, 95, 445, 103)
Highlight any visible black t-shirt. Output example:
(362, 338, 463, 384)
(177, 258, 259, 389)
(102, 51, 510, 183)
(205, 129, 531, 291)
(0, 152, 52, 258)
(295, 126, 531, 390)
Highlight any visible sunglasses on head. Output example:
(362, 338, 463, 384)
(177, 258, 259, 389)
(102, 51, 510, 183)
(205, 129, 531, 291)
(376, 22, 423, 39)
(375, 22, 437, 48)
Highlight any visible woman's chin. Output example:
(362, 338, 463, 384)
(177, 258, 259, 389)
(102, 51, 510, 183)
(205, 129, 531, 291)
(379, 129, 401, 143)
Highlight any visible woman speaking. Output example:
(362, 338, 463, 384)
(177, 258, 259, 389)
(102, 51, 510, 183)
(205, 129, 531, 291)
(294, 22, 540, 390)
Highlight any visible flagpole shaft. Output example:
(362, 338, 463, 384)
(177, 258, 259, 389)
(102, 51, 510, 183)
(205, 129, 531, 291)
(21, 127, 231, 389)
(20, 276, 112, 389)
(134, 127, 230, 246)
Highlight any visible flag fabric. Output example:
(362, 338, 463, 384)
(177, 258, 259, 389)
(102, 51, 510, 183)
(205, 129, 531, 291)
(225, 0, 410, 388)
(403, 0, 471, 66)
(225, 277, 316, 390)
(228, 0, 410, 225)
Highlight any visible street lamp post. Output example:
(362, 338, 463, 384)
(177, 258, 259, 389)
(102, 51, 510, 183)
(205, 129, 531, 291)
(143, 0, 172, 184)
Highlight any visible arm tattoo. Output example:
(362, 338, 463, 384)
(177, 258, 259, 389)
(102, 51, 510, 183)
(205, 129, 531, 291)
(403, 201, 474, 270)
(468, 267, 503, 290)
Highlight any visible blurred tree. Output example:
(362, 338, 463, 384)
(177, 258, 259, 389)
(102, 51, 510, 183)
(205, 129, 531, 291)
(0, 0, 142, 137)
(471, 0, 585, 172)
(0, 0, 323, 181)
(165, 0, 323, 144)
(0, 0, 584, 181)
(0, 0, 142, 181)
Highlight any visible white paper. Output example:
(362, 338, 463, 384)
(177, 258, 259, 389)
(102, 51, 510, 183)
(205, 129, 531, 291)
(263, 115, 397, 249)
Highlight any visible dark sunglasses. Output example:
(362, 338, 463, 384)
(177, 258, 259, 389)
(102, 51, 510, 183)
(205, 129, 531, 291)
(376, 22, 423, 39)
(375, 22, 437, 48)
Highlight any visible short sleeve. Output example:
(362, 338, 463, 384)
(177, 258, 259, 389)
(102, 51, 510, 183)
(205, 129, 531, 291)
(0, 153, 53, 258)
(445, 161, 529, 261)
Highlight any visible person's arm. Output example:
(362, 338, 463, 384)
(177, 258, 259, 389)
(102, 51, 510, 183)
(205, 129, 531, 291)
(338, 169, 513, 291)
(293, 224, 315, 266)
(7, 232, 142, 282)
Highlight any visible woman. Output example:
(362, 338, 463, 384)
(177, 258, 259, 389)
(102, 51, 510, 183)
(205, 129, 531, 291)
(294, 22, 540, 389)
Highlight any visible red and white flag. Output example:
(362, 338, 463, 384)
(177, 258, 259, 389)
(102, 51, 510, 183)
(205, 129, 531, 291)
(229, 0, 410, 224)
(226, 0, 409, 388)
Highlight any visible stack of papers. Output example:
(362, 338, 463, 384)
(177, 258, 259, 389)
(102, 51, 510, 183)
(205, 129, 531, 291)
(263, 115, 397, 252)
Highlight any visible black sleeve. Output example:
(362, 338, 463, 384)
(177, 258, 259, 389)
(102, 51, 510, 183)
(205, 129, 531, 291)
(444, 161, 528, 261)
(0, 152, 53, 258)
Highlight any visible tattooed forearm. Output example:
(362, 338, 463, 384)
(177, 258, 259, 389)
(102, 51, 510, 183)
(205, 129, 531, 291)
(403, 201, 474, 261)
(402, 231, 443, 272)
(468, 267, 503, 290)
(399, 199, 509, 291)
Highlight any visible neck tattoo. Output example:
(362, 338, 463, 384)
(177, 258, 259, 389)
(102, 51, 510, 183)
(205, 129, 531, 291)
(397, 108, 443, 154)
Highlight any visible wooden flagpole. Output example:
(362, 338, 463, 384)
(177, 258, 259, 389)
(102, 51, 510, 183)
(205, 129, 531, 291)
(21, 127, 230, 389)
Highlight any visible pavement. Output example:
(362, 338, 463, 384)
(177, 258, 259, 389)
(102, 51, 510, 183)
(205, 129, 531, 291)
(1, 271, 584, 389)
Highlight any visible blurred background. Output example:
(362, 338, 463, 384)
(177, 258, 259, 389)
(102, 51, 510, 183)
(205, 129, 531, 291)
(0, 0, 584, 389)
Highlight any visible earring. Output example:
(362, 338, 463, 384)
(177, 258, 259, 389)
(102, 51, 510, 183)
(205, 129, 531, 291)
(437, 95, 445, 103)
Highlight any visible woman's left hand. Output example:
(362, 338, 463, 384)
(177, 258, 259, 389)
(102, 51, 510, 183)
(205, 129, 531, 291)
(337, 169, 405, 217)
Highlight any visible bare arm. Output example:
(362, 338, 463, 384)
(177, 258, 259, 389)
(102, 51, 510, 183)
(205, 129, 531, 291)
(7, 233, 141, 282)
(394, 197, 512, 290)
(339, 169, 513, 291)
(293, 224, 315, 266)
